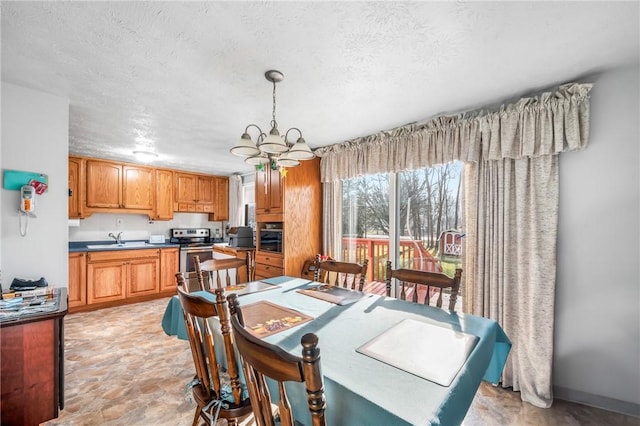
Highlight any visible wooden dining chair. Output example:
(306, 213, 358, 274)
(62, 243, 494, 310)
(385, 261, 463, 311)
(228, 293, 327, 426)
(176, 286, 253, 426)
(197, 255, 251, 290)
(313, 254, 368, 291)
(175, 255, 211, 293)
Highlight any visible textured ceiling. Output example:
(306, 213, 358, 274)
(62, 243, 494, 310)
(2, 2, 638, 176)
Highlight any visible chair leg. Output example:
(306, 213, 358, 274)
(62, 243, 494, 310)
(192, 406, 202, 426)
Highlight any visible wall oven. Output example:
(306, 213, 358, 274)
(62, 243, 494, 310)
(258, 227, 283, 254)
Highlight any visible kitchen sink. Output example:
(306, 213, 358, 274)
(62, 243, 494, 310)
(86, 241, 153, 249)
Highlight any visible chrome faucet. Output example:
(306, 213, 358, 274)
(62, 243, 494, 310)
(108, 232, 123, 244)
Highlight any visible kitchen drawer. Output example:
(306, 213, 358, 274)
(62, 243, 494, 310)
(87, 248, 160, 262)
(255, 262, 284, 279)
(255, 252, 283, 268)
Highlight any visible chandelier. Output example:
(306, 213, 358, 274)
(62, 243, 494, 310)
(230, 70, 315, 168)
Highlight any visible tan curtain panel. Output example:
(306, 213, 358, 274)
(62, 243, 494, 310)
(462, 156, 559, 408)
(316, 83, 591, 181)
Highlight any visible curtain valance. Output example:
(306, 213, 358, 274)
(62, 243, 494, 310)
(316, 83, 592, 182)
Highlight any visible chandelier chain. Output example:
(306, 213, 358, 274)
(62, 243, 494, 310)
(271, 80, 278, 129)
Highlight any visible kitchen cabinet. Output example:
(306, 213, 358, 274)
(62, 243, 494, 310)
(211, 176, 229, 221)
(68, 156, 84, 219)
(254, 251, 283, 280)
(68, 252, 86, 309)
(85, 159, 154, 212)
(86, 249, 159, 305)
(174, 172, 214, 213)
(152, 169, 174, 221)
(255, 166, 283, 215)
(160, 247, 179, 292)
(69, 155, 229, 220)
(254, 158, 322, 279)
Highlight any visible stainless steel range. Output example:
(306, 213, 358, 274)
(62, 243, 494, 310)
(171, 228, 220, 273)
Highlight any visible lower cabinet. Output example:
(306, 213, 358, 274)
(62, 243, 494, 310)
(69, 247, 179, 312)
(160, 247, 179, 292)
(254, 251, 284, 280)
(68, 252, 87, 308)
(86, 249, 160, 305)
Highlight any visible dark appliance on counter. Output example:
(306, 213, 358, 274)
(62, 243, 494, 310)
(170, 228, 220, 273)
(228, 226, 254, 248)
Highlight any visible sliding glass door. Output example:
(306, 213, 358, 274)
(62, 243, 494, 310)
(339, 162, 463, 303)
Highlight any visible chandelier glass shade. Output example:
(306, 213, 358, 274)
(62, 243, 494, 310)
(230, 70, 315, 168)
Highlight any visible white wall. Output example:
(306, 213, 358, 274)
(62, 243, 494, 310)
(69, 212, 224, 242)
(1, 83, 69, 287)
(555, 63, 640, 413)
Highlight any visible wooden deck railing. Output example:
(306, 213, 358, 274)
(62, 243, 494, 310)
(341, 237, 442, 282)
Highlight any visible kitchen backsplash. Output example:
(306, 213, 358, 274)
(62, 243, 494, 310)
(68, 212, 224, 242)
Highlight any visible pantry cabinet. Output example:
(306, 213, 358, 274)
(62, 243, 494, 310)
(85, 159, 154, 212)
(86, 249, 159, 305)
(254, 158, 322, 279)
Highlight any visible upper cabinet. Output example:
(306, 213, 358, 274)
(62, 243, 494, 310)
(152, 169, 174, 221)
(209, 176, 229, 221)
(69, 156, 229, 221)
(174, 172, 214, 213)
(255, 167, 283, 216)
(68, 156, 84, 219)
(85, 159, 154, 212)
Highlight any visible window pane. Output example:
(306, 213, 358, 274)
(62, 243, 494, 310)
(397, 162, 464, 307)
(397, 162, 463, 272)
(341, 174, 390, 284)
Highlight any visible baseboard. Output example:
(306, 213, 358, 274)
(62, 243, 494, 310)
(554, 386, 640, 417)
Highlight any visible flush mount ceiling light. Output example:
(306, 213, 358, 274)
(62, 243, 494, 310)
(133, 150, 158, 163)
(230, 70, 315, 168)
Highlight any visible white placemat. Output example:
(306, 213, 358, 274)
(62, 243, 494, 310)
(357, 318, 479, 386)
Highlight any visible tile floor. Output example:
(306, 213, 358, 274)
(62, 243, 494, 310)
(42, 298, 638, 426)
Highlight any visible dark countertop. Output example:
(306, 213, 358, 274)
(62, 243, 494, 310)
(69, 240, 180, 252)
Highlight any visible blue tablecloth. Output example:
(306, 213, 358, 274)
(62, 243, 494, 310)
(162, 276, 511, 426)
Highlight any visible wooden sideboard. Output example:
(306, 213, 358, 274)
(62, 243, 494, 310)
(1, 288, 68, 426)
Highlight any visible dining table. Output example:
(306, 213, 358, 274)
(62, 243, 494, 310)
(162, 276, 511, 426)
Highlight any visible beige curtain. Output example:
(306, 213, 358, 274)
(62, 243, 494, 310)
(322, 181, 342, 259)
(316, 83, 591, 182)
(316, 83, 592, 407)
(463, 156, 559, 407)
